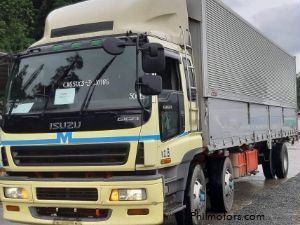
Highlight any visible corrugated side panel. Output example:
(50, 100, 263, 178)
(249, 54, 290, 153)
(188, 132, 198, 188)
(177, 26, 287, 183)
(203, 0, 296, 108)
(207, 98, 297, 150)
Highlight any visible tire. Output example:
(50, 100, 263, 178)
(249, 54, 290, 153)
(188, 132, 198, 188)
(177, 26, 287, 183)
(262, 148, 276, 179)
(208, 157, 234, 212)
(273, 142, 289, 179)
(175, 164, 206, 225)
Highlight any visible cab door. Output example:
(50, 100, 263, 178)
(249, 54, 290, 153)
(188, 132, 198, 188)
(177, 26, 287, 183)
(157, 56, 188, 166)
(158, 57, 185, 142)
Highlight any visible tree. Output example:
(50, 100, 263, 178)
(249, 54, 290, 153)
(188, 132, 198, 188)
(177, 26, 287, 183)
(0, 0, 35, 52)
(0, 0, 82, 53)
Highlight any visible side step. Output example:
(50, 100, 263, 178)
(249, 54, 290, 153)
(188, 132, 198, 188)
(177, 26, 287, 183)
(164, 204, 186, 216)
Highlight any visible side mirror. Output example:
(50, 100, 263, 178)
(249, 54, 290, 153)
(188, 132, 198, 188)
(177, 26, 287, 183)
(141, 43, 165, 73)
(139, 75, 162, 96)
(103, 37, 126, 55)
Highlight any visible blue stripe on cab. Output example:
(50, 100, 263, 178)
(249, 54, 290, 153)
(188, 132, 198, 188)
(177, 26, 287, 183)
(0, 131, 189, 146)
(0, 133, 161, 146)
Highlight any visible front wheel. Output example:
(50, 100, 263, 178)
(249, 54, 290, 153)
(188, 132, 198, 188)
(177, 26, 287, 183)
(175, 164, 206, 225)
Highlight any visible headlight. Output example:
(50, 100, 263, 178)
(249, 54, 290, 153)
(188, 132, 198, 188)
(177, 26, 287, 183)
(4, 187, 28, 199)
(110, 189, 147, 201)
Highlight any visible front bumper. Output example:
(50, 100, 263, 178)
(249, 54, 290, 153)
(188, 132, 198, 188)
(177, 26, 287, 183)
(0, 175, 164, 225)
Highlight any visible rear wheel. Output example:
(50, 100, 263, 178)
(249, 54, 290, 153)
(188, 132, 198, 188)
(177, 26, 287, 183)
(175, 164, 206, 225)
(208, 157, 234, 212)
(273, 142, 289, 179)
(262, 148, 276, 179)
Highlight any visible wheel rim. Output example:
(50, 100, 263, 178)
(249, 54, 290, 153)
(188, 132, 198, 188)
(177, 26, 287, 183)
(224, 169, 234, 198)
(192, 179, 206, 213)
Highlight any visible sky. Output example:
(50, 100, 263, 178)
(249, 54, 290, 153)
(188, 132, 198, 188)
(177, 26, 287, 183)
(223, 0, 300, 73)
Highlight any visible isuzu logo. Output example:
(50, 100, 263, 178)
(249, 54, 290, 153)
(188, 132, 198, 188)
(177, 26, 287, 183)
(49, 121, 82, 130)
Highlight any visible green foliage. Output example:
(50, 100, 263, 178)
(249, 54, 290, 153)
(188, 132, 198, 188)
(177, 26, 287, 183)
(0, 0, 35, 52)
(0, 0, 82, 53)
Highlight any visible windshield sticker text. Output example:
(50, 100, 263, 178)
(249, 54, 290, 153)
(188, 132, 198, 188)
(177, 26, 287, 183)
(63, 79, 110, 88)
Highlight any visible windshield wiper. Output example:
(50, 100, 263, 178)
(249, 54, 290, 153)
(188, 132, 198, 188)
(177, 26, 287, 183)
(80, 56, 117, 113)
(22, 64, 44, 91)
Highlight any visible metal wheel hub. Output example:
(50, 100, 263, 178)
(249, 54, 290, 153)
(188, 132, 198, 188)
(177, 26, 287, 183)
(224, 169, 234, 197)
(193, 180, 206, 212)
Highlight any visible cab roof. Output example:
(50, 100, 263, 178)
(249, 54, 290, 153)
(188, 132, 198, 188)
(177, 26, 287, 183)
(32, 0, 189, 47)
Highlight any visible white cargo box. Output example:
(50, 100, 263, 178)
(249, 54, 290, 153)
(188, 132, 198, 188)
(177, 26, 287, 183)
(187, 0, 297, 150)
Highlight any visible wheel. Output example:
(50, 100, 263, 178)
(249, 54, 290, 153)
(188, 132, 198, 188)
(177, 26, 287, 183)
(262, 148, 276, 179)
(175, 164, 206, 225)
(208, 157, 234, 212)
(273, 142, 289, 179)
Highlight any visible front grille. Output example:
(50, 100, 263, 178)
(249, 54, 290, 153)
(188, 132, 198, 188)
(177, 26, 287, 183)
(36, 188, 98, 201)
(33, 207, 110, 219)
(11, 143, 130, 166)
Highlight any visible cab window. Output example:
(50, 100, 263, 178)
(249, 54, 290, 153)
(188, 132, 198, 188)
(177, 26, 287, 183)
(158, 57, 185, 141)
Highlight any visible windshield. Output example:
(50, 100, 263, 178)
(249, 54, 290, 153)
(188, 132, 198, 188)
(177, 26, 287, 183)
(5, 46, 148, 115)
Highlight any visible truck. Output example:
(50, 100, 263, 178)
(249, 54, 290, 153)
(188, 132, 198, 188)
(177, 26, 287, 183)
(0, 0, 297, 224)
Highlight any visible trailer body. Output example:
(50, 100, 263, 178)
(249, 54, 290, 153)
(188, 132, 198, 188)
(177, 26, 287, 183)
(0, 0, 297, 225)
(188, 0, 297, 150)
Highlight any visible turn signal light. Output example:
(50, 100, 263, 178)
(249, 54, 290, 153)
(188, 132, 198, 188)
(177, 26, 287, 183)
(160, 158, 171, 164)
(6, 205, 20, 212)
(127, 208, 149, 215)
(110, 189, 119, 201)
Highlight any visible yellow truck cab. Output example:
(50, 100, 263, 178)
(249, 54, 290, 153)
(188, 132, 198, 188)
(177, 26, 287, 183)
(0, 0, 297, 225)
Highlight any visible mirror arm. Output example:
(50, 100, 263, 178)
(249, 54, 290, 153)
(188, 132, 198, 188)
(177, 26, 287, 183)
(135, 34, 149, 114)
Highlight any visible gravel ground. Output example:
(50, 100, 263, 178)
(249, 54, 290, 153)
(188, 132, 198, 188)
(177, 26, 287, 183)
(210, 173, 300, 225)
